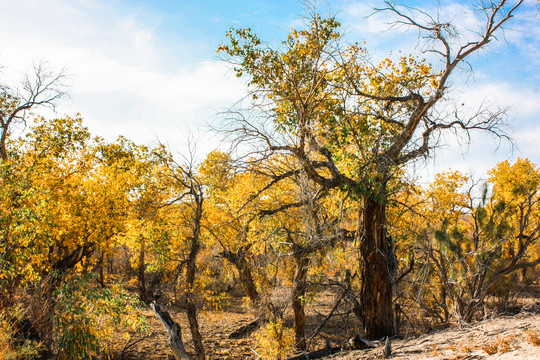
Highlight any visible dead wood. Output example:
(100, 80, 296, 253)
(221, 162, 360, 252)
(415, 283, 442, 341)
(287, 346, 341, 360)
(228, 319, 261, 339)
(347, 335, 378, 350)
(151, 302, 193, 360)
(383, 336, 391, 358)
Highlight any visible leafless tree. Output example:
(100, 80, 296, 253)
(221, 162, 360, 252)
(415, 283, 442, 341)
(0, 61, 68, 161)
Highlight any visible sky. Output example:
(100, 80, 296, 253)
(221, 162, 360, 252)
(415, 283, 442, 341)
(0, 0, 539, 180)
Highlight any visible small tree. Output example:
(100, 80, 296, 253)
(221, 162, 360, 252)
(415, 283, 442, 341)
(395, 160, 540, 324)
(153, 144, 207, 360)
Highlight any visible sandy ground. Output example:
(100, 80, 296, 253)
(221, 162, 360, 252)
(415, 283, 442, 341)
(328, 313, 540, 360)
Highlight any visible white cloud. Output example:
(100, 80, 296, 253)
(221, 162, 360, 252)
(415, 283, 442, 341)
(515, 124, 540, 159)
(0, 0, 536, 167)
(410, 79, 540, 181)
(455, 81, 540, 119)
(343, 1, 389, 35)
(0, 0, 246, 156)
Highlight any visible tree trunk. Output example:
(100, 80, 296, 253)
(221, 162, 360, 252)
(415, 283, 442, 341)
(36, 244, 95, 354)
(185, 302, 205, 360)
(138, 237, 147, 302)
(151, 302, 193, 360)
(292, 254, 309, 350)
(359, 196, 395, 340)
(220, 248, 261, 307)
(185, 257, 205, 360)
(184, 193, 206, 360)
(0, 127, 10, 161)
(96, 251, 105, 287)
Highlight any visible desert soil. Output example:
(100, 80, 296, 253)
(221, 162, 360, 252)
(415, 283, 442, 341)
(328, 312, 540, 360)
(114, 301, 540, 359)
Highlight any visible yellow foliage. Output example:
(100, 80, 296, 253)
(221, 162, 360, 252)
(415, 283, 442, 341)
(390, 159, 540, 324)
(525, 329, 540, 346)
(254, 320, 295, 360)
(0, 306, 42, 360)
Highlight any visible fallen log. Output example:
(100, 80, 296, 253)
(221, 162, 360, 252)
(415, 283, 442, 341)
(348, 335, 378, 350)
(229, 319, 261, 339)
(151, 302, 192, 360)
(287, 346, 341, 360)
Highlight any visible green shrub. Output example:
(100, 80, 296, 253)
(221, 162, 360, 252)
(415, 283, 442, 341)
(53, 275, 149, 360)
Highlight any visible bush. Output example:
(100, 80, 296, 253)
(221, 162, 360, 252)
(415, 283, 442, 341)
(0, 305, 42, 360)
(53, 275, 149, 360)
(254, 319, 295, 360)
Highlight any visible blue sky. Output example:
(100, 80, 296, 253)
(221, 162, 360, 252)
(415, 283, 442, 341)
(0, 0, 538, 179)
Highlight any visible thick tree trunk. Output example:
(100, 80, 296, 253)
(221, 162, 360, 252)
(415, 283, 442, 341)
(359, 196, 395, 340)
(292, 254, 309, 350)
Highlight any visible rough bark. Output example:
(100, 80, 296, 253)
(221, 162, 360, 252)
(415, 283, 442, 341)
(184, 189, 206, 360)
(287, 345, 341, 360)
(151, 302, 193, 360)
(292, 254, 310, 350)
(359, 196, 395, 340)
(220, 248, 261, 307)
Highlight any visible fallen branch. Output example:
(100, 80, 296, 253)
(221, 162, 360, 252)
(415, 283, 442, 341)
(347, 335, 378, 350)
(121, 334, 151, 360)
(229, 319, 261, 339)
(287, 346, 341, 359)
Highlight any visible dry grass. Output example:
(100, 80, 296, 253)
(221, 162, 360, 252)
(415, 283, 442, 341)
(497, 337, 512, 353)
(481, 336, 513, 355)
(482, 342, 499, 355)
(459, 343, 472, 354)
(525, 329, 540, 346)
(447, 341, 474, 360)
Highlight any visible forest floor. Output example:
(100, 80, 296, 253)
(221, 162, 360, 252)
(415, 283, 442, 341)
(112, 295, 540, 360)
(113, 293, 355, 359)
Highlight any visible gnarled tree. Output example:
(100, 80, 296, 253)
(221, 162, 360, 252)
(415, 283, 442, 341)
(219, 0, 524, 339)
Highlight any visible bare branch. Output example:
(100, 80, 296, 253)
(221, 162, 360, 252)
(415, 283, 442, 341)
(1, 61, 69, 161)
